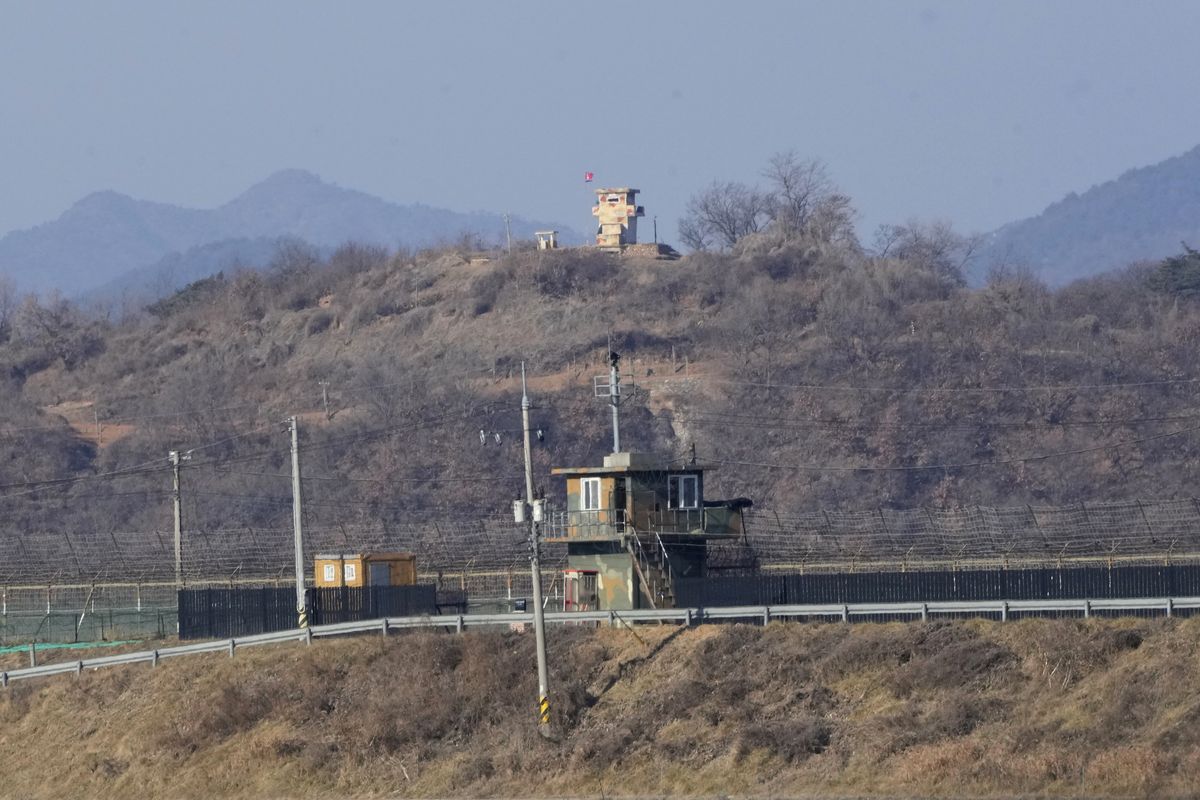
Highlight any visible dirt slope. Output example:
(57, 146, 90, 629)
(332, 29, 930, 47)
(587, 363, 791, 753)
(2, 618, 1199, 799)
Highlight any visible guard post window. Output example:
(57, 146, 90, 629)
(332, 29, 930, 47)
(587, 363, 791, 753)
(668, 474, 699, 509)
(581, 477, 602, 511)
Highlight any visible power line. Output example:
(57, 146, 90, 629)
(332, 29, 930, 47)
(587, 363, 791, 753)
(0, 458, 167, 501)
(178, 411, 488, 472)
(683, 410, 1200, 432)
(636, 373, 1200, 395)
(211, 468, 509, 485)
(706, 423, 1200, 473)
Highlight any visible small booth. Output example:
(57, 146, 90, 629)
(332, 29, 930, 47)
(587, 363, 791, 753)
(313, 552, 417, 588)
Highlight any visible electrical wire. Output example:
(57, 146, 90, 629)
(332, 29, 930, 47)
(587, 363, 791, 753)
(635, 373, 1200, 395)
(683, 410, 1200, 432)
(211, 468, 511, 485)
(0, 457, 168, 501)
(705, 422, 1200, 473)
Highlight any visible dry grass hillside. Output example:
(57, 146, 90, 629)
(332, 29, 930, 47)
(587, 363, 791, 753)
(4, 226, 1200, 551)
(1, 618, 1199, 798)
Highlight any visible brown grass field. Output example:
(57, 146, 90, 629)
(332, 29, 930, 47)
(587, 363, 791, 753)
(1, 618, 1199, 799)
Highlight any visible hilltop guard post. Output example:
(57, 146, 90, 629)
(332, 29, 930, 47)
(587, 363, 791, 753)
(593, 187, 645, 249)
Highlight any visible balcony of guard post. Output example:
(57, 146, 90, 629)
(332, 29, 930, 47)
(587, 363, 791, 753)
(543, 452, 752, 543)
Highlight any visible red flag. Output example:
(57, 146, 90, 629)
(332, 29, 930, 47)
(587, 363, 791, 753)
(584, 171, 594, 182)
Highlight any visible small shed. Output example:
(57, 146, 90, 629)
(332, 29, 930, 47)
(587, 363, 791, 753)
(314, 552, 417, 588)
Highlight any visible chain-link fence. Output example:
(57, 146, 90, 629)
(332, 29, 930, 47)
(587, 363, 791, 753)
(7, 498, 1200, 642)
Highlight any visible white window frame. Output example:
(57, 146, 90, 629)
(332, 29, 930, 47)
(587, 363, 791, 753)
(323, 564, 336, 583)
(581, 477, 602, 511)
(668, 474, 699, 510)
(344, 563, 357, 583)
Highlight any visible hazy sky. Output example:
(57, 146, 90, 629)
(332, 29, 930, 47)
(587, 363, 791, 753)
(3, 1, 1200, 243)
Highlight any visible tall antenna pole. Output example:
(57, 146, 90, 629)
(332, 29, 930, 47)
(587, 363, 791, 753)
(504, 213, 513, 254)
(288, 416, 308, 628)
(521, 363, 552, 736)
(609, 351, 621, 453)
(169, 450, 183, 590)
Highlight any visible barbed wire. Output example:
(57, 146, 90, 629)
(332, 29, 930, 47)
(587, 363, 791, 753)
(5, 499, 1200, 587)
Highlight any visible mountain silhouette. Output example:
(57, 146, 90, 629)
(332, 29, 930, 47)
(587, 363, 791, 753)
(978, 145, 1200, 285)
(0, 170, 582, 298)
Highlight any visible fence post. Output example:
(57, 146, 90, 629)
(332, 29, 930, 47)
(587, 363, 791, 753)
(455, 615, 464, 634)
(762, 606, 770, 626)
(1, 671, 7, 687)
(921, 603, 928, 622)
(305, 627, 313, 646)
(152, 650, 159, 668)
(1083, 600, 1090, 619)
(75, 660, 83, 677)
(1001, 601, 1008, 622)
(228, 638, 236, 658)
(841, 605, 849, 623)
(381, 617, 390, 637)
(1167, 597, 1174, 618)
(684, 608, 693, 627)
(28, 643, 36, 667)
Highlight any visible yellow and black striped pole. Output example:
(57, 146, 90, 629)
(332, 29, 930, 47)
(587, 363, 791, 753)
(538, 694, 550, 727)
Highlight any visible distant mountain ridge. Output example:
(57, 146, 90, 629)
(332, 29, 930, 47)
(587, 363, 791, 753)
(977, 144, 1200, 285)
(0, 169, 582, 299)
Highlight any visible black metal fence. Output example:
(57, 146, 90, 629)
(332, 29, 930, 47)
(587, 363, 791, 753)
(676, 564, 1200, 608)
(178, 585, 439, 640)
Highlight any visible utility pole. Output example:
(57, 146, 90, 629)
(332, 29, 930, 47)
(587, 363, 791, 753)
(520, 363, 552, 736)
(288, 416, 308, 628)
(504, 213, 513, 254)
(608, 351, 621, 453)
(318, 380, 332, 420)
(169, 450, 184, 590)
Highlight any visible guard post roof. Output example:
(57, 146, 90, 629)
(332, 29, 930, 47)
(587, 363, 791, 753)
(551, 451, 716, 475)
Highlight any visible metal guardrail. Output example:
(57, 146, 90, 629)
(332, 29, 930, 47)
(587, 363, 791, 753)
(3, 596, 1197, 687)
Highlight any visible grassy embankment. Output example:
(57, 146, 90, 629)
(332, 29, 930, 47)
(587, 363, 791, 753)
(2, 617, 1199, 798)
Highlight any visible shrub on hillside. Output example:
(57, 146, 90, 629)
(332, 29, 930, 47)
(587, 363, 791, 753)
(469, 269, 507, 316)
(305, 310, 334, 336)
(1149, 244, 1200, 298)
(146, 273, 227, 319)
(738, 716, 831, 762)
(530, 250, 618, 299)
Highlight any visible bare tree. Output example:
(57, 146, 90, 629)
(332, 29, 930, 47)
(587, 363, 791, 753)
(12, 292, 104, 370)
(678, 215, 713, 252)
(873, 219, 979, 287)
(679, 180, 772, 251)
(0, 275, 16, 342)
(680, 153, 856, 251)
(761, 151, 835, 230)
